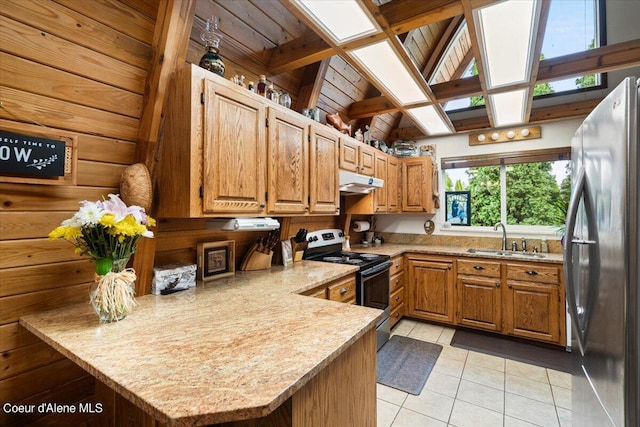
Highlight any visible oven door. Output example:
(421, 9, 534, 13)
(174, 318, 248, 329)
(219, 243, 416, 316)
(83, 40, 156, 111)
(359, 260, 392, 311)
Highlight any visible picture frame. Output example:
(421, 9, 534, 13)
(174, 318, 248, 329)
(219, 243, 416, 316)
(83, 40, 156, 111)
(197, 240, 235, 281)
(445, 191, 471, 226)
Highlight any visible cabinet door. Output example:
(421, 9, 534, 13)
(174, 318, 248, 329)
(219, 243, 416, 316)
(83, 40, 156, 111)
(202, 79, 266, 214)
(359, 144, 375, 176)
(267, 108, 309, 214)
(387, 156, 400, 212)
(407, 257, 455, 324)
(504, 281, 560, 343)
(457, 275, 502, 332)
(401, 157, 433, 213)
(309, 125, 340, 215)
(373, 152, 388, 212)
(339, 138, 360, 173)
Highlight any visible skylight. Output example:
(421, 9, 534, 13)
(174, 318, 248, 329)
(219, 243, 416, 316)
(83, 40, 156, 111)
(294, 0, 378, 44)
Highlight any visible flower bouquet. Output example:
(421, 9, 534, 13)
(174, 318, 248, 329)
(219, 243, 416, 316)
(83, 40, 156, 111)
(49, 194, 155, 322)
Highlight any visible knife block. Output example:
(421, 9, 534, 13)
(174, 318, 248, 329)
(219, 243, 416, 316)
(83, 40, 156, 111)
(291, 239, 306, 262)
(240, 243, 273, 271)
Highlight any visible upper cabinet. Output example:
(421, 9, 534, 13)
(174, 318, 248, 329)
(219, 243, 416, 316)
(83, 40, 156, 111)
(402, 157, 435, 213)
(339, 138, 375, 176)
(157, 64, 339, 218)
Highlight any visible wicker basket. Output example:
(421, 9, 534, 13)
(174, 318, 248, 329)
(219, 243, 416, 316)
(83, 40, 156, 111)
(120, 163, 152, 211)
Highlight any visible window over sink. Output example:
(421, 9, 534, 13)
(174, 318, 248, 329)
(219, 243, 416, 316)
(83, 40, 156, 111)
(441, 148, 571, 232)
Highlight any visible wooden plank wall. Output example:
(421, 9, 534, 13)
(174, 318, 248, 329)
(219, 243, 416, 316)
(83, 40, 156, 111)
(0, 1, 159, 424)
(0, 1, 341, 424)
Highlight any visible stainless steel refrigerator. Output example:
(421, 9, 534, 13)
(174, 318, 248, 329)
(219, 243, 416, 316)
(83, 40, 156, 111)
(564, 76, 639, 426)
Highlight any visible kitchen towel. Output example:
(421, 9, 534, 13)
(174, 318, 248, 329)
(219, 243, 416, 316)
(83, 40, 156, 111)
(353, 221, 370, 232)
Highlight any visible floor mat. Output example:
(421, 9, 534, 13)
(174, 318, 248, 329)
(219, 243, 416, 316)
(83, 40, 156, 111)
(377, 335, 443, 395)
(451, 329, 570, 372)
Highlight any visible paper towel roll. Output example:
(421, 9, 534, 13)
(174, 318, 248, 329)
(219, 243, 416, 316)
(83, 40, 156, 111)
(353, 221, 370, 232)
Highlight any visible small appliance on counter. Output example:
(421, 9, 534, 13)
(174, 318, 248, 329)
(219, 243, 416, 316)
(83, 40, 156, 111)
(303, 229, 392, 350)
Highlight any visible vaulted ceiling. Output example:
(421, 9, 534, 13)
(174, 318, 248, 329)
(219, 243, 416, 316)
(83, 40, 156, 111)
(187, 0, 640, 143)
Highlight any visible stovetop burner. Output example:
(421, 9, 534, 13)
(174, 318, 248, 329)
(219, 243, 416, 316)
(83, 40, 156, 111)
(322, 256, 343, 262)
(360, 253, 380, 259)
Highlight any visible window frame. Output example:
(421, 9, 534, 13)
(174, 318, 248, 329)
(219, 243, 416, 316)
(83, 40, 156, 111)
(440, 147, 571, 236)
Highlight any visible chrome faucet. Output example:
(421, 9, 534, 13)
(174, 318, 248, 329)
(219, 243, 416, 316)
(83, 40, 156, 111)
(494, 222, 507, 251)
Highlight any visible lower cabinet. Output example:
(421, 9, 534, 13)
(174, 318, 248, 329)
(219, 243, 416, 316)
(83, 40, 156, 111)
(302, 274, 356, 304)
(456, 259, 502, 332)
(406, 255, 455, 324)
(503, 263, 562, 343)
(403, 253, 565, 345)
(389, 255, 405, 328)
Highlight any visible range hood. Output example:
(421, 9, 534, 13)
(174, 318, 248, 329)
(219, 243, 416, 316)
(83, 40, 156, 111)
(339, 170, 384, 195)
(206, 217, 280, 231)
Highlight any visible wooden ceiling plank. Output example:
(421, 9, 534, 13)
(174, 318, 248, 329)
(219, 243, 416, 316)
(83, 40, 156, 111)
(132, 0, 196, 296)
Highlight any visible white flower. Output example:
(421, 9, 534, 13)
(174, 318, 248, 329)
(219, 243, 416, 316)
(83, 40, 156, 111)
(76, 201, 105, 226)
(142, 229, 154, 238)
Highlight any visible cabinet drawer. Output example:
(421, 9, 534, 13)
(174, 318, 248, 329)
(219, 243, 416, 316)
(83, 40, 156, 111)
(506, 264, 559, 284)
(302, 286, 327, 298)
(327, 277, 356, 303)
(457, 259, 501, 278)
(390, 302, 404, 328)
(390, 256, 404, 275)
(390, 272, 404, 294)
(390, 286, 404, 312)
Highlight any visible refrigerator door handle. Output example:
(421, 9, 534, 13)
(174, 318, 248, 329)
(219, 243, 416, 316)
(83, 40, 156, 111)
(564, 166, 600, 355)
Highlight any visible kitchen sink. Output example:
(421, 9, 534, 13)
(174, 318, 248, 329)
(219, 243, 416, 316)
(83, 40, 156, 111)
(466, 248, 546, 259)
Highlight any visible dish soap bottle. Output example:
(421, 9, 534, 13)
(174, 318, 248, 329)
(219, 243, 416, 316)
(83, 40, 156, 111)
(342, 235, 351, 251)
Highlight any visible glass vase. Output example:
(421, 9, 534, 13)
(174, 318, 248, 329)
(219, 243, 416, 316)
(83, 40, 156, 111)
(90, 258, 137, 323)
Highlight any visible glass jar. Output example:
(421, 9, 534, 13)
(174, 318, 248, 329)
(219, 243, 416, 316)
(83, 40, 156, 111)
(279, 91, 292, 108)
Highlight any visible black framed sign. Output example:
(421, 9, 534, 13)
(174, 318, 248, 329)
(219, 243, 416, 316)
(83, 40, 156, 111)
(197, 240, 235, 282)
(445, 191, 471, 226)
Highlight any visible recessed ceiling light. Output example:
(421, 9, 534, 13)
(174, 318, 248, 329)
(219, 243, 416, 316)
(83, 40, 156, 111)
(349, 41, 430, 105)
(294, 0, 378, 43)
(490, 89, 528, 127)
(405, 105, 452, 136)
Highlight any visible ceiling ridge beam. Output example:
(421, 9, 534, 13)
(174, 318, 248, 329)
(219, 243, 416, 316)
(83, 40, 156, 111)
(267, 30, 333, 75)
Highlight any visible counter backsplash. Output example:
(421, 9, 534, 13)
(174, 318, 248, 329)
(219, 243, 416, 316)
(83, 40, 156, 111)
(375, 232, 563, 254)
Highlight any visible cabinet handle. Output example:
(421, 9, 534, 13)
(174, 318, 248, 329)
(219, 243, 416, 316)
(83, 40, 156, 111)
(526, 270, 538, 275)
(508, 283, 512, 288)
(395, 279, 400, 284)
(394, 312, 400, 318)
(496, 282, 500, 288)
(395, 295, 400, 301)
(395, 263, 400, 268)
(305, 206, 309, 210)
(340, 287, 348, 295)
(260, 203, 265, 208)
(448, 265, 452, 270)
(473, 265, 484, 270)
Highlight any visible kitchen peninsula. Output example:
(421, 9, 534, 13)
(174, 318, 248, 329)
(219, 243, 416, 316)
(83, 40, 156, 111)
(19, 262, 382, 427)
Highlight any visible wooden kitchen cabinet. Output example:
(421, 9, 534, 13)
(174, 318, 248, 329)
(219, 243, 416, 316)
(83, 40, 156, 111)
(373, 152, 388, 212)
(309, 124, 340, 215)
(401, 157, 434, 213)
(339, 137, 375, 176)
(406, 255, 455, 324)
(267, 107, 309, 214)
(386, 156, 401, 213)
(157, 64, 339, 218)
(456, 259, 502, 332)
(158, 64, 267, 217)
(301, 273, 356, 304)
(389, 255, 405, 328)
(503, 263, 563, 344)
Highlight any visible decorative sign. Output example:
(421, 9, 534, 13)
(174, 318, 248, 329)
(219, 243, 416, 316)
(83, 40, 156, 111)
(0, 131, 66, 177)
(445, 191, 471, 226)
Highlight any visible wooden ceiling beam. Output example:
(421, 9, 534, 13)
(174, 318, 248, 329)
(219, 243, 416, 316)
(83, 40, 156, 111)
(268, 31, 333, 75)
(132, 0, 196, 296)
(390, 97, 603, 140)
(296, 58, 331, 110)
(537, 38, 640, 82)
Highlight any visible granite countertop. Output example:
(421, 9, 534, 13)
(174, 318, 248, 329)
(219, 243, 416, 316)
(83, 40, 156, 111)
(351, 243, 564, 264)
(20, 261, 382, 427)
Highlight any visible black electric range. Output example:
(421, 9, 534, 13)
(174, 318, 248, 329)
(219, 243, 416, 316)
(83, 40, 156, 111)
(303, 229, 391, 350)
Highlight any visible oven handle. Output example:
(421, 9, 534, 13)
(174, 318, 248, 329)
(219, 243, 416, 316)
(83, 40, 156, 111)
(360, 260, 393, 277)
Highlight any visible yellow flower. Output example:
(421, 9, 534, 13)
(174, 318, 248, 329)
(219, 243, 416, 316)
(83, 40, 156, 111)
(147, 216, 156, 227)
(99, 213, 116, 228)
(49, 225, 81, 241)
(111, 215, 146, 236)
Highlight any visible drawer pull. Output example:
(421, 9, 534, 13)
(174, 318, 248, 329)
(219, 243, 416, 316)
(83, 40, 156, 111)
(394, 312, 400, 318)
(496, 282, 500, 288)
(395, 295, 400, 301)
(395, 279, 400, 284)
(340, 287, 348, 295)
(473, 265, 485, 270)
(526, 270, 538, 275)
(508, 283, 512, 288)
(395, 263, 400, 268)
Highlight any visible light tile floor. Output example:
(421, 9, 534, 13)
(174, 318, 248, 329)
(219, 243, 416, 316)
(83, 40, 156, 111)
(378, 319, 572, 427)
